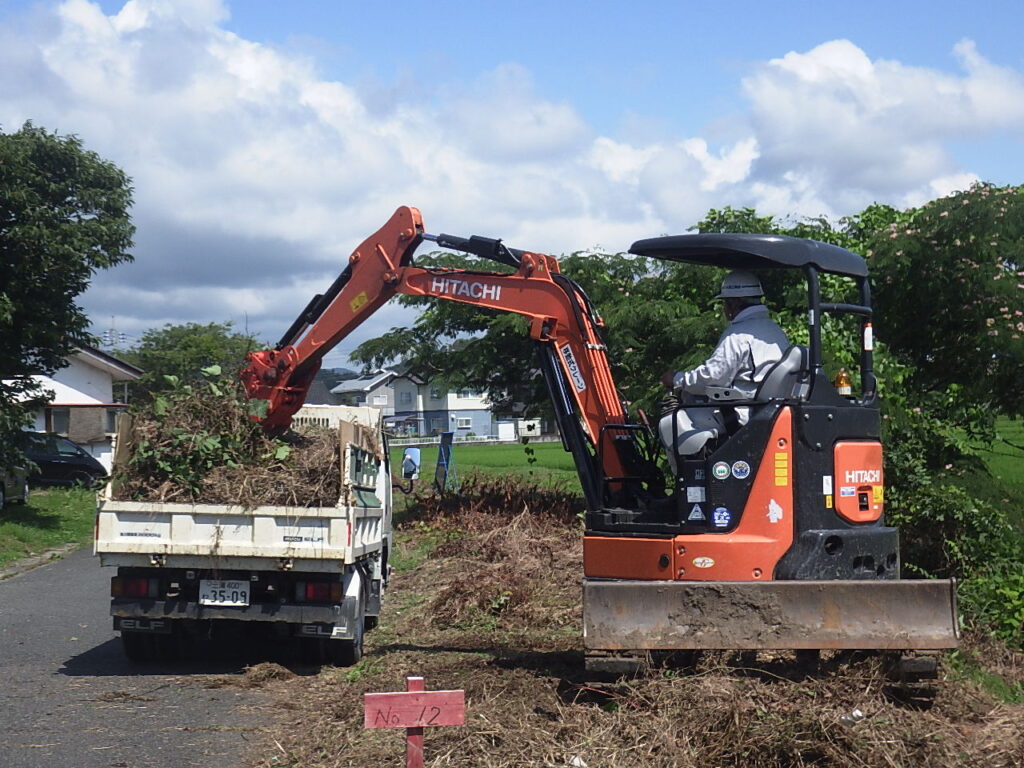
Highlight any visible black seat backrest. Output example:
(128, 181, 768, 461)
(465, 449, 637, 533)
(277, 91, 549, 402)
(754, 345, 809, 401)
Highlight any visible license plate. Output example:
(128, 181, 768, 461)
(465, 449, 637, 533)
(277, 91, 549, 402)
(199, 579, 250, 607)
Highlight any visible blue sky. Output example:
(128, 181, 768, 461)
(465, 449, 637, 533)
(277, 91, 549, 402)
(1, 0, 1022, 366)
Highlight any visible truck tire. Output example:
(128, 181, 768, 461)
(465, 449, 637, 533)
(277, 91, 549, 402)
(332, 613, 364, 666)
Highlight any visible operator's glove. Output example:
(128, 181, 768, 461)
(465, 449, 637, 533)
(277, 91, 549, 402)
(659, 392, 681, 417)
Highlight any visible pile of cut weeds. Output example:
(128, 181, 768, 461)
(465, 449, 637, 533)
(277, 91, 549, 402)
(112, 376, 341, 506)
(250, 476, 1024, 768)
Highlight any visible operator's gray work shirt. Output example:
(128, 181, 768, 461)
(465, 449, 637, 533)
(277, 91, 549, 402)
(673, 304, 789, 400)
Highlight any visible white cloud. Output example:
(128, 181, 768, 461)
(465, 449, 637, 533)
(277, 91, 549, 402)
(1, 3, 1022, 363)
(741, 38, 1024, 215)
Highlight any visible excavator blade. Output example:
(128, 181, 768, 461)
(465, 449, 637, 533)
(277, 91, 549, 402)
(583, 578, 959, 651)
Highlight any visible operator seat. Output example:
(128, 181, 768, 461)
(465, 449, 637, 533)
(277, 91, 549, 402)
(664, 345, 810, 459)
(751, 344, 810, 402)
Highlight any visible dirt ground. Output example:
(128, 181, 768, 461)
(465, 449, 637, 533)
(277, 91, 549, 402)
(240, 477, 1024, 768)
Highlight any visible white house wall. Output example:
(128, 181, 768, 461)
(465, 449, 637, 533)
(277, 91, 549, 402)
(37, 356, 115, 405)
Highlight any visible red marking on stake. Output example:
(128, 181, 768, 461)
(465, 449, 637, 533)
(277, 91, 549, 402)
(364, 677, 465, 768)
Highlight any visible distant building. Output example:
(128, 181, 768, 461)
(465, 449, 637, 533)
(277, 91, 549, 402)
(331, 370, 494, 437)
(330, 370, 396, 412)
(23, 345, 143, 471)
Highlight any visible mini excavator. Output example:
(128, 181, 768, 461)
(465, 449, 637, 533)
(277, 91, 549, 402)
(240, 206, 959, 663)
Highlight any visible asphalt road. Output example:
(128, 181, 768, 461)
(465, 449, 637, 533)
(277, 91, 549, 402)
(0, 548, 266, 768)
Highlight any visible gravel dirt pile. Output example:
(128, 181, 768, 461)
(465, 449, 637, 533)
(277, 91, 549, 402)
(245, 476, 1024, 767)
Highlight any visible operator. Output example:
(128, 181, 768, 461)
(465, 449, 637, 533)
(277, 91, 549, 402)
(658, 270, 789, 468)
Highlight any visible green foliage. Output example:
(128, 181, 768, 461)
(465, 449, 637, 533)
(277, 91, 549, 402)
(0, 122, 134, 468)
(868, 183, 1023, 419)
(125, 369, 267, 498)
(121, 321, 260, 402)
(958, 563, 1024, 647)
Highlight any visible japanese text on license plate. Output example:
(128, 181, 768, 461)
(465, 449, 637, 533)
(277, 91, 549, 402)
(199, 579, 250, 606)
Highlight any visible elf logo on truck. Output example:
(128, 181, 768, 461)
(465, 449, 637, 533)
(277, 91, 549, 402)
(430, 277, 501, 301)
(559, 344, 588, 392)
(845, 469, 881, 484)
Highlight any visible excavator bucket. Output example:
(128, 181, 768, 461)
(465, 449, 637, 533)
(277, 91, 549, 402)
(583, 579, 959, 651)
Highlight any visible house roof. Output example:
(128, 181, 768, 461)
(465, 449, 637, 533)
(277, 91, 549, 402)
(75, 345, 144, 381)
(304, 380, 340, 405)
(330, 370, 395, 394)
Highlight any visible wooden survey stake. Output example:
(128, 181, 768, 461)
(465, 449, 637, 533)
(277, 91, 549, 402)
(364, 676, 465, 768)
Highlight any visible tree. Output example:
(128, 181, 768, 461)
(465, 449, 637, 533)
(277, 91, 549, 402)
(865, 183, 1023, 420)
(121, 322, 261, 400)
(0, 122, 134, 467)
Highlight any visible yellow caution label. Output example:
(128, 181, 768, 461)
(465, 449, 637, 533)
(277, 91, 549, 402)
(773, 452, 789, 486)
(350, 291, 369, 313)
(873, 485, 884, 504)
(825, 495, 833, 508)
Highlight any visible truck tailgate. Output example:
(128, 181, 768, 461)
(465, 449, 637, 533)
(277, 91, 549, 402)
(95, 499, 385, 569)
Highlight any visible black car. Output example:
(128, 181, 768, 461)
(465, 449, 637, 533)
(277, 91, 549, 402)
(18, 432, 108, 487)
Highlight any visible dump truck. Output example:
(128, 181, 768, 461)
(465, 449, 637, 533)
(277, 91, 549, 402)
(95, 406, 391, 664)
(238, 206, 959, 668)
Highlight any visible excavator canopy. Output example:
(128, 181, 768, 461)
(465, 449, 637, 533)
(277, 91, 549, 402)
(629, 233, 868, 278)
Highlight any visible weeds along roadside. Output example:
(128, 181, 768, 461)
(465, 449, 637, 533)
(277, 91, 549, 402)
(0, 487, 96, 568)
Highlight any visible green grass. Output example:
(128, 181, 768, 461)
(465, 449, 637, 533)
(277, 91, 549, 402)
(0, 488, 96, 567)
(981, 417, 1024, 490)
(974, 417, 1024, 529)
(390, 440, 582, 490)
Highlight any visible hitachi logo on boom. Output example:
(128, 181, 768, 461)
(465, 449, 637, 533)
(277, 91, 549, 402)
(845, 469, 881, 484)
(430, 277, 501, 301)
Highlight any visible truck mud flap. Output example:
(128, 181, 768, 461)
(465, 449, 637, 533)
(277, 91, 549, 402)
(583, 579, 959, 651)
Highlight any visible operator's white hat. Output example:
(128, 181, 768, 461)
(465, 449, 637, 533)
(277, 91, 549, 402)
(715, 270, 764, 299)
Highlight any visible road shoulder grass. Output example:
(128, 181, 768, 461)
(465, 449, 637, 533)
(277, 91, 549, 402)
(0, 488, 96, 568)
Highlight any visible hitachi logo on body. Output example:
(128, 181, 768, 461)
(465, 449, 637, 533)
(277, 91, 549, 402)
(430, 277, 501, 301)
(845, 469, 881, 484)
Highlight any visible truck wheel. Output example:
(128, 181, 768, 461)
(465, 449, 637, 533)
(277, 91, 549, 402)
(332, 617, 364, 667)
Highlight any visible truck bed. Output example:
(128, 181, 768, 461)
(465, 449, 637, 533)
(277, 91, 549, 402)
(95, 497, 386, 572)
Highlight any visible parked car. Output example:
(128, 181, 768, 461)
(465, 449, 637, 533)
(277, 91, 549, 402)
(1, 464, 30, 508)
(18, 432, 107, 487)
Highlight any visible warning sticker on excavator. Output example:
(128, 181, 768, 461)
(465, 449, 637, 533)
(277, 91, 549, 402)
(688, 504, 705, 521)
(350, 291, 369, 313)
(559, 344, 588, 392)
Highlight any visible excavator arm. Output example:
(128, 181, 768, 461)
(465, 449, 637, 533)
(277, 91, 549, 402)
(240, 206, 657, 508)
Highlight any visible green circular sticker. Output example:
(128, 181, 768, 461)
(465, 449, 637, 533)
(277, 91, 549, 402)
(712, 461, 731, 480)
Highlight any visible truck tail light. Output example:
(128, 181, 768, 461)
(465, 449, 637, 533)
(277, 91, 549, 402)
(305, 582, 331, 602)
(112, 577, 151, 598)
(300, 581, 343, 603)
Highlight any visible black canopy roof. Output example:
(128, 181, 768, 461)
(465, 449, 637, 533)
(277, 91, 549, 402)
(628, 233, 867, 278)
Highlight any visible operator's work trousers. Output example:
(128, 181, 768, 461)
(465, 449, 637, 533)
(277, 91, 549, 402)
(658, 407, 732, 473)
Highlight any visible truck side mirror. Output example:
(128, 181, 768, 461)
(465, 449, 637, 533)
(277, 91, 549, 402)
(401, 447, 420, 480)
